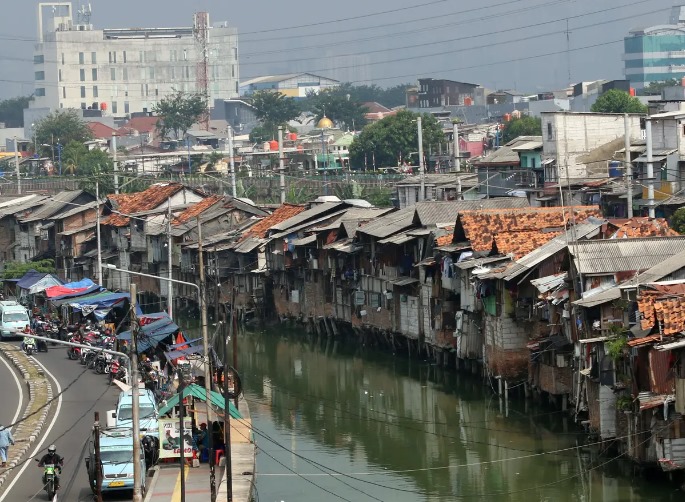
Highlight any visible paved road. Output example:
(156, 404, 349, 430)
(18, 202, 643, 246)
(0, 343, 129, 502)
(0, 347, 25, 434)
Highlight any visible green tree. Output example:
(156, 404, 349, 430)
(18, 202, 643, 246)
(76, 148, 115, 195)
(34, 110, 92, 157)
(670, 207, 685, 234)
(154, 90, 208, 140)
(591, 89, 647, 114)
(501, 115, 542, 143)
(0, 95, 32, 128)
(349, 110, 444, 168)
(250, 91, 300, 138)
(61, 140, 88, 175)
(304, 88, 368, 131)
(3, 259, 55, 279)
(336, 83, 410, 109)
(641, 79, 679, 96)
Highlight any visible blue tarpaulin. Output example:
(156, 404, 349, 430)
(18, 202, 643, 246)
(164, 344, 204, 360)
(16, 270, 46, 290)
(166, 337, 202, 350)
(117, 313, 179, 352)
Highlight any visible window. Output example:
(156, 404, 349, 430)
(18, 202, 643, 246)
(232, 65, 235, 77)
(112, 101, 118, 114)
(145, 83, 149, 96)
(34, 71, 45, 81)
(79, 68, 85, 81)
(62, 86, 66, 98)
(93, 85, 98, 98)
(58, 69, 62, 82)
(170, 50, 177, 62)
(33, 54, 44, 64)
(35, 88, 45, 97)
(183, 49, 187, 61)
(110, 68, 116, 81)
(170, 67, 175, 79)
(547, 122, 553, 140)
(123, 68, 128, 81)
(108, 51, 117, 64)
(139, 51, 144, 63)
(61, 53, 64, 65)
(233, 47, 238, 59)
(155, 86, 159, 97)
(123, 51, 127, 63)
(184, 66, 190, 78)
(140, 84, 144, 96)
(124, 85, 128, 97)
(91, 68, 98, 81)
(81, 102, 87, 109)
(148, 67, 155, 79)
(80, 86, 86, 98)
(79, 52, 85, 64)
(91, 51, 97, 64)
(124, 101, 130, 114)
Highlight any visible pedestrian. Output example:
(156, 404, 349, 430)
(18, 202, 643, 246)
(0, 424, 15, 467)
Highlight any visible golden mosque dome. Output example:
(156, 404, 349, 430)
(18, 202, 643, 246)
(317, 116, 334, 129)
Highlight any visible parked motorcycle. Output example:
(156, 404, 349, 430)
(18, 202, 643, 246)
(94, 352, 113, 374)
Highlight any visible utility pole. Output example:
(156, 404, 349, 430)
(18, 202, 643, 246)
(278, 126, 286, 204)
(452, 122, 460, 172)
(224, 289, 235, 502)
(13, 137, 20, 195)
(112, 133, 120, 194)
(167, 199, 173, 319)
(228, 127, 237, 198)
(129, 283, 143, 502)
(178, 370, 187, 502)
(646, 118, 655, 218)
(417, 117, 425, 201)
(94, 411, 103, 502)
(96, 180, 102, 286)
(197, 218, 212, 421)
(624, 114, 633, 218)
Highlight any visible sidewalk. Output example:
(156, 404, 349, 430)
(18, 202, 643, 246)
(145, 396, 255, 502)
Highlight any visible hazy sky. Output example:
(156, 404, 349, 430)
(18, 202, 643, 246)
(0, 0, 677, 100)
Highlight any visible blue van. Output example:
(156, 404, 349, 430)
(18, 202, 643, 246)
(86, 427, 146, 494)
(113, 388, 159, 438)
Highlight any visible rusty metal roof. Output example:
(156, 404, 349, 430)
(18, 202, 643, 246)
(414, 198, 529, 226)
(241, 203, 306, 240)
(268, 202, 343, 232)
(104, 183, 188, 227)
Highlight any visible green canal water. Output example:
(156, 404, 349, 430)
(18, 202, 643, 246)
(231, 328, 680, 502)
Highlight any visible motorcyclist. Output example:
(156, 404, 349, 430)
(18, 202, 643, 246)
(37, 444, 63, 490)
(21, 326, 35, 353)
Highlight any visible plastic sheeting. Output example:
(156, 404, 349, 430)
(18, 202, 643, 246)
(28, 275, 63, 295)
(117, 313, 179, 352)
(16, 270, 47, 290)
(46, 278, 100, 299)
(164, 344, 204, 361)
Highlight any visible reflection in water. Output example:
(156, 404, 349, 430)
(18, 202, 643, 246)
(236, 328, 676, 502)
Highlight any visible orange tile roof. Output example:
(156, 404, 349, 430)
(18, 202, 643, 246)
(458, 206, 601, 253)
(117, 116, 159, 135)
(103, 183, 186, 227)
(627, 334, 663, 347)
(610, 217, 679, 239)
(436, 234, 453, 246)
(494, 230, 562, 260)
(242, 203, 306, 240)
(638, 291, 685, 335)
(88, 121, 118, 139)
(172, 196, 222, 226)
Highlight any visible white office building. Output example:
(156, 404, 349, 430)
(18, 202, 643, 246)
(31, 2, 239, 117)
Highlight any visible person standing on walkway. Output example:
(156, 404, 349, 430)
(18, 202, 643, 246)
(0, 424, 15, 467)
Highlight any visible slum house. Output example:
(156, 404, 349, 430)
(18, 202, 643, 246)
(273, 206, 395, 334)
(98, 183, 205, 292)
(489, 217, 679, 406)
(161, 197, 269, 317)
(265, 202, 372, 325)
(572, 247, 685, 465)
(52, 201, 99, 282)
(0, 194, 50, 263)
(17, 190, 95, 264)
(568, 237, 685, 442)
(342, 199, 531, 354)
(395, 173, 479, 208)
(472, 135, 544, 201)
(449, 206, 603, 387)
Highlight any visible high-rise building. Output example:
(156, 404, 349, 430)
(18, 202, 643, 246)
(31, 2, 239, 117)
(624, 6, 685, 91)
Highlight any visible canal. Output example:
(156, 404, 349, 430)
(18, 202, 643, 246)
(232, 327, 680, 502)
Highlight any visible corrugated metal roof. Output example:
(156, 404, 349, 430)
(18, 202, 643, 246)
(269, 202, 343, 232)
(389, 277, 419, 286)
(357, 206, 416, 238)
(233, 237, 264, 254)
(634, 149, 677, 163)
(50, 200, 98, 220)
(291, 235, 317, 246)
(573, 287, 622, 307)
(269, 209, 348, 240)
(530, 273, 568, 294)
(58, 221, 97, 236)
(378, 231, 417, 245)
(20, 190, 88, 223)
(624, 248, 685, 285)
(455, 256, 511, 270)
(570, 237, 685, 275)
(0, 195, 50, 218)
(511, 140, 544, 151)
(323, 239, 362, 253)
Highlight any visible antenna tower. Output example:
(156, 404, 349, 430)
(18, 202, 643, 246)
(194, 12, 210, 131)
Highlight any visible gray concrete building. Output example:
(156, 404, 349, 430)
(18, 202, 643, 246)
(30, 2, 239, 118)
